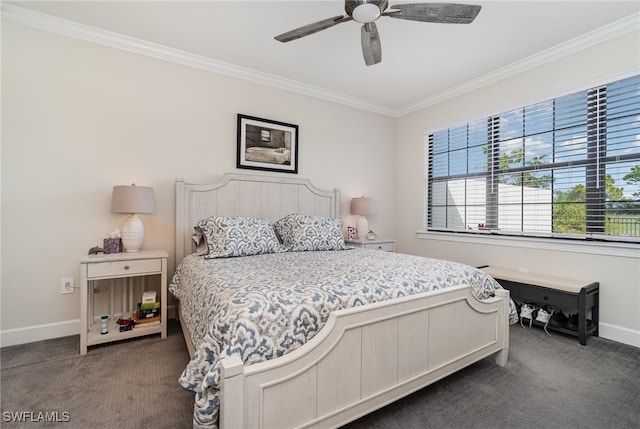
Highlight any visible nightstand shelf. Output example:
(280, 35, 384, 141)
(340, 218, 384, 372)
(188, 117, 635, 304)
(86, 318, 162, 346)
(346, 238, 395, 252)
(79, 249, 168, 354)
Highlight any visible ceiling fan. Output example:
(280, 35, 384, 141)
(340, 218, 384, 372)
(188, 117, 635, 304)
(274, 1, 481, 66)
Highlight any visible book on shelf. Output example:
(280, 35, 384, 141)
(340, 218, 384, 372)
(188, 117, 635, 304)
(141, 290, 156, 304)
(140, 300, 160, 311)
(137, 302, 160, 317)
(132, 313, 161, 328)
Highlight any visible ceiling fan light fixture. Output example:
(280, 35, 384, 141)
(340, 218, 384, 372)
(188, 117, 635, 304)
(274, 0, 482, 67)
(352, 4, 381, 23)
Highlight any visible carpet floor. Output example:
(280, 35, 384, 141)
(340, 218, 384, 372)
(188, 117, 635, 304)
(1, 321, 193, 428)
(2, 320, 639, 429)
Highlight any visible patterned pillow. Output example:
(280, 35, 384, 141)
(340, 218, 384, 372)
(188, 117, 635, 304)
(197, 216, 286, 259)
(274, 213, 349, 252)
(192, 227, 209, 256)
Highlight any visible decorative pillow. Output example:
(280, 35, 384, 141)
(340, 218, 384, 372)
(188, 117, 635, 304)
(197, 216, 286, 259)
(191, 227, 209, 256)
(274, 213, 349, 252)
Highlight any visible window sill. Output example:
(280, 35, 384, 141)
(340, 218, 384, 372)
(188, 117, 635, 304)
(416, 230, 639, 259)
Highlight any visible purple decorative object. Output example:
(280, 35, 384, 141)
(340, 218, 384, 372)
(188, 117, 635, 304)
(103, 238, 122, 254)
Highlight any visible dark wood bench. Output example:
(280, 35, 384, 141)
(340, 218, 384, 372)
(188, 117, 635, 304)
(481, 266, 599, 346)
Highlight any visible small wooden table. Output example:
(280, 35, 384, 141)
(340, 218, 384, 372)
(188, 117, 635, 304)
(79, 249, 168, 354)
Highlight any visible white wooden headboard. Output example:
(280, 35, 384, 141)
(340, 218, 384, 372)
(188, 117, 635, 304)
(175, 173, 341, 263)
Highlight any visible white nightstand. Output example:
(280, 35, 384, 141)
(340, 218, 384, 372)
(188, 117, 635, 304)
(345, 238, 396, 252)
(79, 249, 168, 354)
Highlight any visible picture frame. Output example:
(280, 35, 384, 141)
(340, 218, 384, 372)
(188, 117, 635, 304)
(237, 114, 299, 174)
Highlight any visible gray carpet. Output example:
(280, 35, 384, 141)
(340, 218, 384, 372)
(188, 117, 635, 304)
(344, 324, 640, 429)
(2, 321, 639, 429)
(1, 321, 193, 428)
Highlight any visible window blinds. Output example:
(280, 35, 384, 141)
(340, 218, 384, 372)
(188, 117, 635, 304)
(426, 74, 640, 242)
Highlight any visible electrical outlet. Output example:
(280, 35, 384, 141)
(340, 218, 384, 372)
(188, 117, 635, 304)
(61, 277, 74, 294)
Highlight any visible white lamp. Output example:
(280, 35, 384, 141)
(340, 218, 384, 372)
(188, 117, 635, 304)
(352, 3, 381, 23)
(111, 184, 155, 252)
(351, 196, 376, 240)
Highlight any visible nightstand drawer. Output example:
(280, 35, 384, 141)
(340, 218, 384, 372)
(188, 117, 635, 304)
(346, 239, 396, 252)
(365, 242, 394, 252)
(87, 258, 162, 279)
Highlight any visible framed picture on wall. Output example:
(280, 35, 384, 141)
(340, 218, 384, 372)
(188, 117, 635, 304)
(237, 114, 299, 174)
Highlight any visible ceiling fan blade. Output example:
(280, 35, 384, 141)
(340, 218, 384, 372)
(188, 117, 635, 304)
(275, 15, 352, 42)
(383, 3, 481, 24)
(361, 22, 382, 66)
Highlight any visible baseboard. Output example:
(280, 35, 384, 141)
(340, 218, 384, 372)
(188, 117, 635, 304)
(1, 305, 177, 348)
(598, 322, 640, 348)
(1, 319, 80, 348)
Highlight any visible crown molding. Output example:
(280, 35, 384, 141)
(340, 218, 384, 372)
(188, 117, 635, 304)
(1, 3, 395, 117)
(3, 4, 638, 118)
(396, 12, 640, 117)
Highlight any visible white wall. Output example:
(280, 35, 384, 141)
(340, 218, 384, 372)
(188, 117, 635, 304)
(394, 30, 640, 346)
(3, 19, 639, 348)
(1, 21, 395, 343)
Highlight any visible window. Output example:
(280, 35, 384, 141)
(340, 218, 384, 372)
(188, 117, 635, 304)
(426, 75, 640, 243)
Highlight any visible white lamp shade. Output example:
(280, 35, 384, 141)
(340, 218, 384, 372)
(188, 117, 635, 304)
(111, 184, 155, 252)
(352, 3, 381, 23)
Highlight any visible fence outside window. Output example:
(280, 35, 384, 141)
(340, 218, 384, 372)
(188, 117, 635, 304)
(426, 74, 640, 243)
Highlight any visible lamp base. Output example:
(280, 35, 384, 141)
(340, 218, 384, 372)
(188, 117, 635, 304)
(121, 214, 144, 252)
(356, 216, 369, 240)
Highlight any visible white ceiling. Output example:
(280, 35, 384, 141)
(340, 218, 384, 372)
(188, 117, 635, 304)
(5, 1, 640, 116)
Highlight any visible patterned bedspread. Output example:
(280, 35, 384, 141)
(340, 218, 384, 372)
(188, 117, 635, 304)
(169, 248, 517, 428)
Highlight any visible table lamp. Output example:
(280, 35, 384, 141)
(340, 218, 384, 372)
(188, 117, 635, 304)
(111, 184, 156, 252)
(351, 196, 376, 239)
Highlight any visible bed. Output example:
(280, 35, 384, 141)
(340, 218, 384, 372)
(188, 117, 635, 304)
(245, 146, 291, 164)
(171, 173, 515, 429)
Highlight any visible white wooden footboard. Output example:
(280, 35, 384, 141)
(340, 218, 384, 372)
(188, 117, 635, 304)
(219, 285, 510, 429)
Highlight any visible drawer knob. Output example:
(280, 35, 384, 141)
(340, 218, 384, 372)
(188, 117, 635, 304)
(378, 246, 382, 249)
(124, 265, 130, 270)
